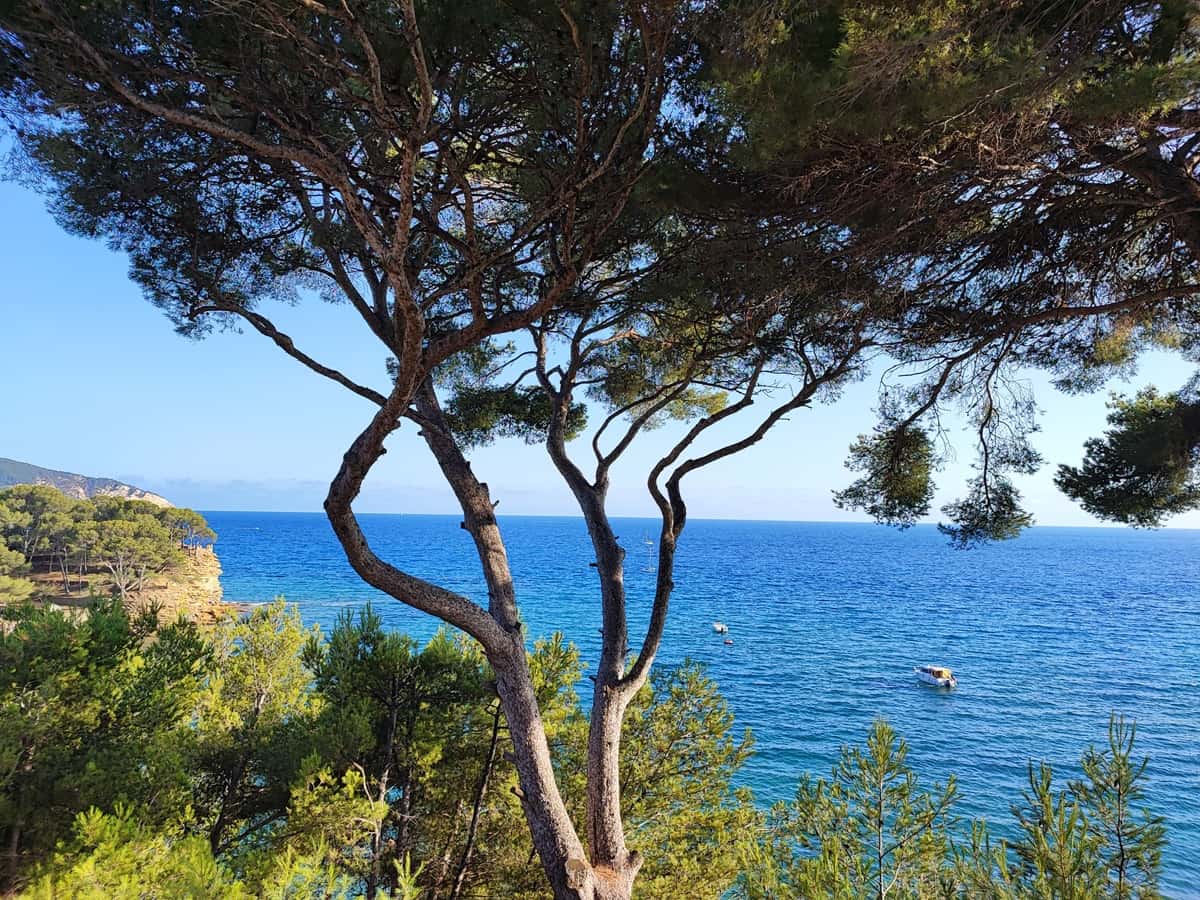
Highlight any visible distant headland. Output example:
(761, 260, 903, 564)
(0, 460, 231, 623)
(0, 456, 171, 507)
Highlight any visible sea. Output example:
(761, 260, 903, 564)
(203, 512, 1200, 896)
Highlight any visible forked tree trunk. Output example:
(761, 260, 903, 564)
(481, 619, 641, 900)
(418, 406, 646, 899)
(579, 527, 642, 899)
(328, 382, 648, 900)
(534, 375, 652, 899)
(585, 684, 641, 899)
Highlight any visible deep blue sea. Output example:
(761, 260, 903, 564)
(203, 512, 1200, 895)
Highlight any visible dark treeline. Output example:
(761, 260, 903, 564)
(0, 486, 215, 603)
(0, 600, 1166, 898)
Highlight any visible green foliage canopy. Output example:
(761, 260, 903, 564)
(734, 715, 1167, 899)
(833, 426, 937, 528)
(711, 0, 1200, 535)
(0, 599, 761, 899)
(1056, 388, 1200, 526)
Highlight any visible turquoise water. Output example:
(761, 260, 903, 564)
(204, 512, 1200, 895)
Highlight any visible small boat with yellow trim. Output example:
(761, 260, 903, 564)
(915, 664, 957, 689)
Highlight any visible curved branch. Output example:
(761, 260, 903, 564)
(324, 384, 507, 650)
(624, 353, 863, 691)
(646, 360, 768, 529)
(593, 377, 695, 477)
(189, 305, 388, 407)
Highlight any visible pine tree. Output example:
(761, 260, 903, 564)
(1008, 762, 1107, 898)
(743, 719, 957, 898)
(1070, 716, 1167, 899)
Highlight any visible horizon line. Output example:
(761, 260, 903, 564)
(191, 509, 1200, 532)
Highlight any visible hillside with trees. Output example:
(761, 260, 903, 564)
(0, 485, 224, 621)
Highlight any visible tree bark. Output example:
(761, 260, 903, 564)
(539, 387, 644, 896)
(327, 382, 606, 898)
(491, 646, 595, 898)
(578, 517, 641, 891)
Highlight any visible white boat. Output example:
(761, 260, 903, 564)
(713, 621, 729, 634)
(640, 537, 656, 574)
(915, 664, 957, 688)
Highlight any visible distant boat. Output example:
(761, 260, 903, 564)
(640, 537, 656, 574)
(713, 621, 729, 634)
(915, 665, 957, 689)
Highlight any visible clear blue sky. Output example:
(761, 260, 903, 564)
(3, 179, 1198, 527)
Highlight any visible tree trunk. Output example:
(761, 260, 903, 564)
(490, 643, 597, 898)
(409, 383, 615, 895)
(104, 559, 130, 601)
(209, 693, 264, 855)
(6, 816, 21, 890)
(448, 701, 503, 900)
(585, 684, 641, 899)
(329, 382, 636, 899)
(580, 533, 641, 896)
(428, 797, 465, 897)
(395, 715, 415, 874)
(366, 698, 401, 899)
(535, 377, 647, 899)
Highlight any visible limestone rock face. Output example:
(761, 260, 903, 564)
(0, 457, 171, 506)
(28, 546, 236, 626)
(137, 546, 229, 624)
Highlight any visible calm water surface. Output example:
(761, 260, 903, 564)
(204, 512, 1200, 895)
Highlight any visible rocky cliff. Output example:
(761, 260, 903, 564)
(0, 457, 171, 506)
(30, 545, 234, 625)
(137, 546, 230, 624)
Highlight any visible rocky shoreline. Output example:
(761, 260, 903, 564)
(133, 545, 242, 624)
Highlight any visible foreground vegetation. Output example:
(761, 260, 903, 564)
(0, 600, 1166, 898)
(0, 486, 215, 604)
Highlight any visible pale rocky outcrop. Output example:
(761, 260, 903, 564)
(29, 546, 239, 626)
(0, 457, 171, 506)
(134, 546, 232, 624)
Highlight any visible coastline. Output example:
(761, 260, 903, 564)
(27, 545, 244, 625)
